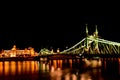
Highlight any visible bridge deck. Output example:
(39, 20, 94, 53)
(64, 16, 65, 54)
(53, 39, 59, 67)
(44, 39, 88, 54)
(38, 53, 120, 60)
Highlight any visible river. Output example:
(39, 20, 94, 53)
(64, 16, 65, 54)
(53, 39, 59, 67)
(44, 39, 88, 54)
(0, 58, 120, 80)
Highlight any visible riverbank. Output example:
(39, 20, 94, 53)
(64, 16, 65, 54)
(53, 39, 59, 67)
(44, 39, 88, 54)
(0, 56, 39, 61)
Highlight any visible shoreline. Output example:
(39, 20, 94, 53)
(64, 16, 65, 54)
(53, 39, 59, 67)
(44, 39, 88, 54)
(0, 56, 39, 61)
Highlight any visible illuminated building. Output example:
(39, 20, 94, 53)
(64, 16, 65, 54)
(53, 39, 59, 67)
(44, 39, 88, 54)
(0, 45, 38, 57)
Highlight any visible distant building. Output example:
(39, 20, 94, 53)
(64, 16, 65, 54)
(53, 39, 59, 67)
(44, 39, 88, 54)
(0, 45, 38, 57)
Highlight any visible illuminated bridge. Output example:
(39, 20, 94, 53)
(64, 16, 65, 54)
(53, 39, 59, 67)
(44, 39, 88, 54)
(39, 25, 120, 59)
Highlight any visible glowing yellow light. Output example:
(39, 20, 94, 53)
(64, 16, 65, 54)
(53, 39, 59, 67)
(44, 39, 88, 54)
(11, 61, 16, 75)
(18, 61, 22, 74)
(0, 62, 3, 75)
(5, 61, 9, 76)
(57, 48, 60, 53)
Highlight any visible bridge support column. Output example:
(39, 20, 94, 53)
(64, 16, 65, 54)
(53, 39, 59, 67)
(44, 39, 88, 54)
(118, 46, 120, 54)
(85, 24, 89, 51)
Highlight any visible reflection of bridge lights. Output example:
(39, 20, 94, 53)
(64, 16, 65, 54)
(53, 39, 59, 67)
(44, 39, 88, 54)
(51, 66, 55, 72)
(71, 74, 77, 80)
(64, 73, 70, 80)
(83, 59, 102, 68)
(40, 63, 45, 71)
(69, 59, 72, 68)
(118, 58, 120, 63)
(50, 67, 62, 80)
(80, 73, 92, 80)
(64, 73, 78, 80)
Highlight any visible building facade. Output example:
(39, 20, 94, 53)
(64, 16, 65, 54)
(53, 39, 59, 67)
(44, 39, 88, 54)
(0, 45, 38, 57)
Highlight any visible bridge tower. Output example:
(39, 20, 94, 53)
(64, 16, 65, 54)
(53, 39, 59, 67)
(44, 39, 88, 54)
(95, 25, 98, 45)
(95, 25, 98, 37)
(85, 24, 89, 51)
(94, 25, 99, 53)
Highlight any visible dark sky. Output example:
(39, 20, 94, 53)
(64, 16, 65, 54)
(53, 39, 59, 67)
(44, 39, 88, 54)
(0, 3, 120, 52)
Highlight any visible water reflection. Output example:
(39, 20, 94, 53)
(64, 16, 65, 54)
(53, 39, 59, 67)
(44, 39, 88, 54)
(80, 73, 92, 80)
(38, 62, 50, 72)
(49, 58, 120, 80)
(0, 58, 120, 80)
(0, 61, 39, 76)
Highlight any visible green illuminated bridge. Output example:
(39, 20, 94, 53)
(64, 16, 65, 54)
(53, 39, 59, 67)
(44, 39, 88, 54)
(38, 25, 120, 59)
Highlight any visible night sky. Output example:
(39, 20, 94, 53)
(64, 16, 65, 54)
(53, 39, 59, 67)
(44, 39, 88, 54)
(1, 3, 120, 52)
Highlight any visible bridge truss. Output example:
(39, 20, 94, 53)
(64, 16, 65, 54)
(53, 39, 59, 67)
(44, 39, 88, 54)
(60, 25, 120, 55)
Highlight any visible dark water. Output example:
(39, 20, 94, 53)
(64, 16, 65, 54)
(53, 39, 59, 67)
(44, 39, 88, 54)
(0, 58, 120, 80)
